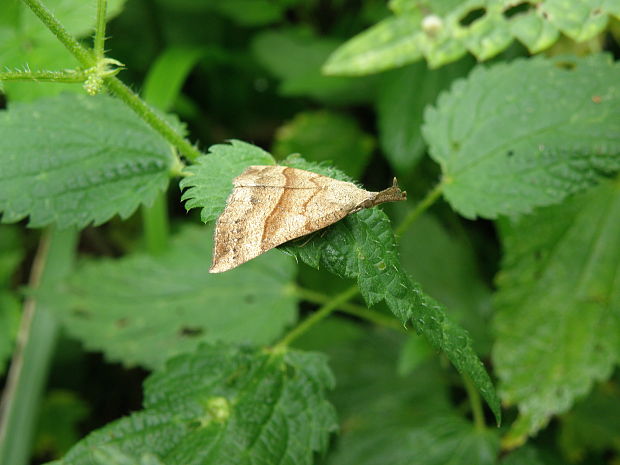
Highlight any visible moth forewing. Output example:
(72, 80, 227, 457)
(209, 165, 406, 273)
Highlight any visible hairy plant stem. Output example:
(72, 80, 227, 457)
(0, 69, 88, 83)
(94, 0, 107, 60)
(0, 228, 78, 465)
(394, 181, 444, 237)
(275, 286, 359, 349)
(20, 0, 202, 163)
(103, 77, 201, 161)
(463, 374, 486, 431)
(20, 0, 95, 66)
(292, 285, 402, 330)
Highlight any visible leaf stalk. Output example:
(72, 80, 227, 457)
(275, 286, 359, 348)
(394, 181, 444, 237)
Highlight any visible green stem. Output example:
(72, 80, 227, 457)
(142, 191, 170, 254)
(94, 0, 108, 60)
(394, 182, 444, 238)
(21, 0, 201, 163)
(292, 285, 402, 330)
(275, 286, 359, 348)
(20, 0, 95, 67)
(0, 228, 78, 465)
(0, 69, 87, 83)
(463, 374, 486, 432)
(104, 77, 201, 161)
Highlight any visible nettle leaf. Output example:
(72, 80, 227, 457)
(91, 448, 166, 465)
(49, 226, 296, 369)
(399, 214, 493, 356)
(423, 54, 620, 219)
(272, 110, 374, 178)
(323, 0, 619, 75)
(279, 157, 501, 425)
(376, 59, 472, 174)
(0, 94, 175, 228)
(492, 178, 620, 441)
(53, 344, 337, 465)
(180, 140, 275, 224)
(327, 415, 499, 465)
(180, 141, 500, 424)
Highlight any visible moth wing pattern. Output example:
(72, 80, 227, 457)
(210, 166, 370, 273)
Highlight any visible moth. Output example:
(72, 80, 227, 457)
(210, 165, 406, 273)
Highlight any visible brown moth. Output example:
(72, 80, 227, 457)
(210, 165, 406, 273)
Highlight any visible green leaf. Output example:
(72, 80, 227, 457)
(327, 415, 499, 465)
(272, 110, 374, 178)
(53, 344, 337, 465)
(423, 54, 620, 219)
(323, 0, 619, 75)
(279, 157, 501, 425)
(0, 0, 126, 101)
(180, 140, 275, 224)
(323, 12, 424, 76)
(49, 226, 297, 369)
(179, 141, 500, 423)
(492, 178, 620, 440)
(251, 29, 379, 105)
(399, 214, 492, 355)
(376, 58, 472, 174)
(558, 383, 620, 460)
(0, 94, 174, 228)
(92, 448, 167, 465)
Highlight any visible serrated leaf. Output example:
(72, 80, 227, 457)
(492, 178, 620, 440)
(49, 226, 296, 369)
(323, 13, 424, 76)
(0, 94, 174, 228)
(179, 141, 500, 423)
(423, 54, 620, 218)
(272, 110, 374, 178)
(279, 157, 501, 425)
(251, 29, 379, 104)
(0, 0, 126, 100)
(542, 0, 610, 42)
(327, 415, 499, 465)
(376, 59, 472, 173)
(180, 140, 275, 224)
(53, 344, 337, 465)
(399, 214, 493, 355)
(323, 0, 618, 75)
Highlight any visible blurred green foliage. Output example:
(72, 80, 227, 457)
(0, 1, 619, 464)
